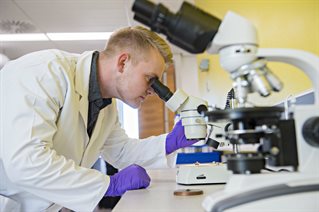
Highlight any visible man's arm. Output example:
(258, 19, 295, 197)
(1, 55, 108, 211)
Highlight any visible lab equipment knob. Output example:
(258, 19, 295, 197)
(302, 116, 319, 148)
(197, 104, 208, 115)
(206, 138, 219, 149)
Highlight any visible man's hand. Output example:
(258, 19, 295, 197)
(165, 120, 200, 154)
(105, 164, 151, 197)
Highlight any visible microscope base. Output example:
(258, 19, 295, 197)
(202, 172, 319, 211)
(176, 163, 231, 185)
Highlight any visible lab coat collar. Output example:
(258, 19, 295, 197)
(79, 107, 105, 168)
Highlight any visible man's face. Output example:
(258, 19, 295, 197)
(117, 48, 166, 108)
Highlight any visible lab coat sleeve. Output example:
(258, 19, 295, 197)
(1, 58, 108, 212)
(101, 119, 177, 170)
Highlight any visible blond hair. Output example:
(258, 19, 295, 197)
(103, 26, 173, 66)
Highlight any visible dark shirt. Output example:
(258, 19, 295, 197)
(87, 51, 112, 138)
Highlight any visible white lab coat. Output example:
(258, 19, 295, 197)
(0, 50, 175, 212)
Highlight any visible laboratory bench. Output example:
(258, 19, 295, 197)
(113, 168, 225, 212)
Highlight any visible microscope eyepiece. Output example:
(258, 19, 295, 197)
(132, 0, 221, 53)
(150, 77, 173, 102)
(132, 0, 154, 21)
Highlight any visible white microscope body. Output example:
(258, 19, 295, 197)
(202, 11, 319, 212)
(164, 89, 208, 140)
(132, 1, 319, 210)
(166, 89, 233, 185)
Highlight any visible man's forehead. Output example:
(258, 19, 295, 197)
(149, 56, 166, 74)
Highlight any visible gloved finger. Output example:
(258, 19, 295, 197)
(130, 164, 151, 188)
(141, 171, 151, 188)
(188, 139, 200, 144)
(139, 178, 151, 189)
(175, 119, 182, 126)
(180, 139, 200, 148)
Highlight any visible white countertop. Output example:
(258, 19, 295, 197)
(113, 168, 225, 212)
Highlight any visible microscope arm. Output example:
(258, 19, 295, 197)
(257, 48, 319, 104)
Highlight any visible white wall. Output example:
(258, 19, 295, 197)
(174, 53, 230, 108)
(174, 54, 200, 98)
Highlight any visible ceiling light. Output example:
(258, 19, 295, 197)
(46, 32, 112, 41)
(0, 33, 48, 41)
(0, 32, 112, 41)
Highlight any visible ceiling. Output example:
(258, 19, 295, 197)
(0, 0, 192, 60)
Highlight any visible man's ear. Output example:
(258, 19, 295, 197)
(117, 53, 130, 73)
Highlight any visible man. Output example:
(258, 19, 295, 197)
(0, 26, 199, 211)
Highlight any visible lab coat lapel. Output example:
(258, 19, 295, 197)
(74, 51, 95, 148)
(90, 110, 105, 143)
(81, 110, 106, 167)
(74, 51, 106, 167)
(75, 51, 93, 128)
(78, 95, 89, 128)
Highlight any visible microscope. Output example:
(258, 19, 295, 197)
(132, 0, 319, 211)
(150, 77, 231, 185)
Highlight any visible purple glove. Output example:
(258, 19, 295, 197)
(105, 164, 151, 197)
(165, 120, 199, 154)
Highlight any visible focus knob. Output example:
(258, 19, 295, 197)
(206, 138, 220, 149)
(302, 117, 319, 147)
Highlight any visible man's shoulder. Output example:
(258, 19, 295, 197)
(13, 49, 76, 64)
